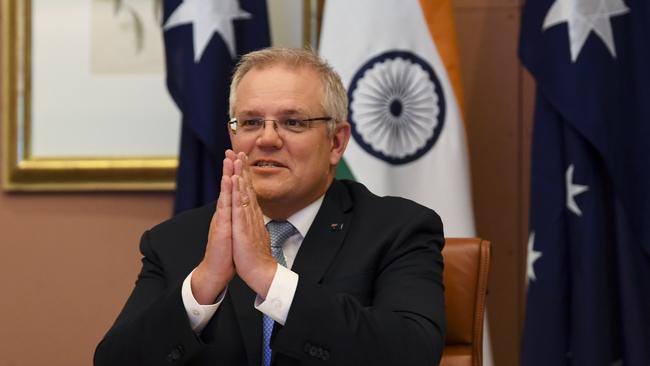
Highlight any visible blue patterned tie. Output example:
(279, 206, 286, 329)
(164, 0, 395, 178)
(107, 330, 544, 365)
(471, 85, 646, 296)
(262, 220, 297, 366)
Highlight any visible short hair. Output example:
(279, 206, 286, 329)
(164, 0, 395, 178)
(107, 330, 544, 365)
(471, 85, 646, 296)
(229, 47, 348, 134)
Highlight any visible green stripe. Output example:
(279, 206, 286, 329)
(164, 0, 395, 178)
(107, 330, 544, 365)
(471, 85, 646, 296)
(335, 158, 356, 181)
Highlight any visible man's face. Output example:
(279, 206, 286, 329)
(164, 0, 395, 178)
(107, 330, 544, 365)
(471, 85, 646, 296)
(230, 64, 349, 218)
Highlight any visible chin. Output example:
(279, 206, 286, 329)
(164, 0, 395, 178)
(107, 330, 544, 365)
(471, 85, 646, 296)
(252, 182, 290, 202)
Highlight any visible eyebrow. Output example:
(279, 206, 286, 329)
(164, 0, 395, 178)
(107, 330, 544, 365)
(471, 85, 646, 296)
(236, 108, 310, 117)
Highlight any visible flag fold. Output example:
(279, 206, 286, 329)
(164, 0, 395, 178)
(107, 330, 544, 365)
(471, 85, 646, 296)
(521, 0, 650, 364)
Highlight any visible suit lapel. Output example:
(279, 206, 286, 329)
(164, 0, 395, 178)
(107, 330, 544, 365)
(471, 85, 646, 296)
(229, 275, 262, 366)
(292, 180, 353, 284)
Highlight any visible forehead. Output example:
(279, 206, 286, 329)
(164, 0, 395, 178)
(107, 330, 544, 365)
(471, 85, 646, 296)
(233, 64, 324, 115)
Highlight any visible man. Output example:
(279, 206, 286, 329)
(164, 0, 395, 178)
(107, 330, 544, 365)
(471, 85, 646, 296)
(95, 48, 445, 366)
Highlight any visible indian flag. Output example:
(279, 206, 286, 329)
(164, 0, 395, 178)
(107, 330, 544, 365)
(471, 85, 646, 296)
(320, 1, 492, 363)
(320, 0, 474, 237)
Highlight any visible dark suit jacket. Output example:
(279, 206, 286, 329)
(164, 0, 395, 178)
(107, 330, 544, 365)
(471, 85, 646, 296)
(94, 179, 445, 366)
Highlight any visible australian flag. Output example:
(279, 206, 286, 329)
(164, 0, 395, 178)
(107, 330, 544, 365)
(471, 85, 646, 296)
(520, 1, 650, 365)
(162, 0, 270, 214)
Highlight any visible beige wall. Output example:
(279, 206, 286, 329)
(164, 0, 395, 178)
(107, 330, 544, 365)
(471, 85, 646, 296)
(0, 190, 173, 365)
(0, 1, 531, 365)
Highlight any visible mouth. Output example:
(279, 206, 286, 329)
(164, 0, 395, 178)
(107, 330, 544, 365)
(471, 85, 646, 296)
(251, 159, 287, 169)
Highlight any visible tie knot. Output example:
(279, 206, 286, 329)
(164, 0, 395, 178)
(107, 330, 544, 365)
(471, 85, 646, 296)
(266, 220, 297, 248)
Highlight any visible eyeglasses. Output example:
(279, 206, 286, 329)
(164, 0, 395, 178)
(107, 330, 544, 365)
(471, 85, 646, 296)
(228, 116, 333, 135)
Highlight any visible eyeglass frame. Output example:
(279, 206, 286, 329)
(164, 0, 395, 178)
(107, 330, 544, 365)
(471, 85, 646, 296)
(227, 116, 334, 135)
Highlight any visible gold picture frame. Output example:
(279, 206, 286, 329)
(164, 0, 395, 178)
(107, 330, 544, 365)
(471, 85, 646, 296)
(1, 0, 176, 191)
(1, 0, 323, 192)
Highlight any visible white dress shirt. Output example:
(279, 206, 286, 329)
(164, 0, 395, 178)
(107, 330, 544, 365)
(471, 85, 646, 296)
(182, 195, 325, 333)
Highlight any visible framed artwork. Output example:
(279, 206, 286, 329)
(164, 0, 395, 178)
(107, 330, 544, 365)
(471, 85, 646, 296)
(1, 0, 323, 191)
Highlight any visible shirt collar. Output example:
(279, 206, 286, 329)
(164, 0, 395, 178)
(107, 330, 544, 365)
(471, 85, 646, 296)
(263, 195, 325, 238)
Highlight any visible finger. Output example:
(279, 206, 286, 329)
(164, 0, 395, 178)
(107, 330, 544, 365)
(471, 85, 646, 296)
(233, 154, 264, 237)
(233, 157, 243, 177)
(236, 153, 256, 207)
(239, 152, 251, 186)
(231, 175, 240, 221)
(237, 172, 251, 209)
(231, 175, 247, 210)
(225, 149, 237, 161)
(215, 175, 232, 234)
(223, 157, 234, 178)
(238, 167, 257, 224)
(219, 174, 232, 213)
(242, 166, 263, 223)
(207, 175, 232, 254)
(233, 158, 251, 211)
(231, 175, 250, 233)
(240, 154, 253, 188)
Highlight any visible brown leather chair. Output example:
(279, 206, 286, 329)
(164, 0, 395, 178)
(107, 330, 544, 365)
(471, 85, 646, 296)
(440, 238, 491, 366)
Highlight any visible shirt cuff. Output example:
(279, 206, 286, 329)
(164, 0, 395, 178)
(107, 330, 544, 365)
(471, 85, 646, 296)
(254, 264, 299, 326)
(181, 269, 226, 333)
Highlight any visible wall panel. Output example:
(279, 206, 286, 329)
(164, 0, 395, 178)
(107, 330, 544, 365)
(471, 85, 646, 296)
(455, 1, 528, 365)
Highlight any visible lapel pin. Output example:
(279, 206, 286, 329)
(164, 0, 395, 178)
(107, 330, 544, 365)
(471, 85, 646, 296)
(330, 223, 344, 231)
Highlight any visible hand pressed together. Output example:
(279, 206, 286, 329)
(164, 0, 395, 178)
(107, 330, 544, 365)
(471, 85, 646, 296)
(192, 150, 277, 305)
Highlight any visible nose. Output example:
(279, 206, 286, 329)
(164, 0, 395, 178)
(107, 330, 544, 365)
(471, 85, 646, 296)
(256, 121, 283, 149)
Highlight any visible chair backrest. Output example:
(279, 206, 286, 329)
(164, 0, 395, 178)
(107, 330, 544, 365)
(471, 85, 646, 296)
(440, 238, 491, 366)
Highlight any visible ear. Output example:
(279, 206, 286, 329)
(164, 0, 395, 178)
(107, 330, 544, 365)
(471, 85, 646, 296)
(329, 121, 351, 166)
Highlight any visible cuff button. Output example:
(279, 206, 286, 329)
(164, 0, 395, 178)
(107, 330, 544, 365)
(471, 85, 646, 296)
(322, 350, 330, 360)
(309, 346, 318, 356)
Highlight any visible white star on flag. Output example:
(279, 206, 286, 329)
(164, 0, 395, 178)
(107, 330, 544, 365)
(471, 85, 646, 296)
(527, 232, 542, 285)
(542, 0, 630, 62)
(566, 164, 589, 216)
(163, 0, 251, 62)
